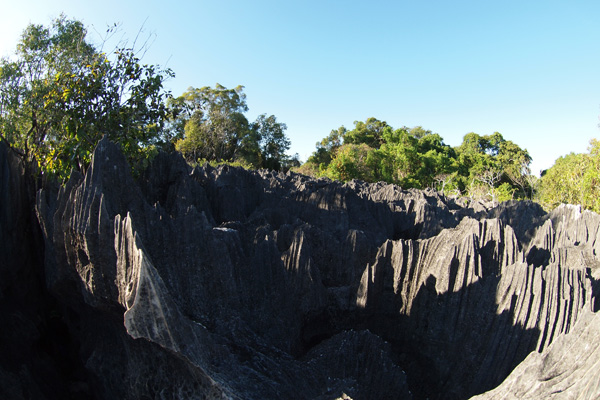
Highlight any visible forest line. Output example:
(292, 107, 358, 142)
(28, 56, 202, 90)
(1, 16, 598, 212)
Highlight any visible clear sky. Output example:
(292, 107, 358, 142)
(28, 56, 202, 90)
(2, 0, 600, 175)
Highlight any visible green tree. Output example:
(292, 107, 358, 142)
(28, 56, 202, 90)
(408, 126, 432, 139)
(539, 139, 600, 212)
(583, 139, 600, 212)
(323, 143, 378, 182)
(0, 15, 173, 178)
(174, 84, 250, 163)
(300, 121, 533, 204)
(315, 122, 458, 189)
(172, 84, 292, 171)
(251, 113, 290, 170)
(415, 133, 457, 188)
(539, 153, 587, 209)
(344, 117, 391, 148)
(374, 129, 456, 188)
(298, 126, 346, 175)
(377, 129, 420, 186)
(454, 132, 531, 201)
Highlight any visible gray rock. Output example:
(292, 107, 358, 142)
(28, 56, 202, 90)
(471, 308, 600, 399)
(1, 137, 599, 399)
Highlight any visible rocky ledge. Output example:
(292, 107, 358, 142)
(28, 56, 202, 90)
(1, 137, 599, 399)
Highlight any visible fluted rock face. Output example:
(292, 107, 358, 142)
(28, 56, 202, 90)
(471, 308, 600, 399)
(2, 137, 599, 399)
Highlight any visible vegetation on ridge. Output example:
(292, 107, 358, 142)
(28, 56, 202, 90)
(294, 118, 533, 204)
(168, 84, 297, 171)
(0, 15, 174, 178)
(538, 139, 600, 213)
(0, 16, 598, 212)
(0, 15, 296, 179)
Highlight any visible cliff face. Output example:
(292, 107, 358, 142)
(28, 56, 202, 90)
(2, 137, 599, 399)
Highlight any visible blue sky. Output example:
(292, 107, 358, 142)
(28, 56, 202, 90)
(2, 1, 600, 175)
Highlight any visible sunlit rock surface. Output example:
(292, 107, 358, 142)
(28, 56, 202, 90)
(1, 137, 599, 399)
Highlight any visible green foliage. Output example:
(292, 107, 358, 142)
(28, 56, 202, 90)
(343, 117, 391, 148)
(322, 143, 378, 182)
(496, 182, 517, 203)
(451, 132, 532, 201)
(309, 119, 458, 189)
(301, 118, 533, 203)
(193, 157, 254, 170)
(172, 85, 291, 171)
(539, 139, 600, 212)
(308, 126, 346, 164)
(381, 130, 457, 189)
(251, 114, 291, 171)
(173, 84, 249, 162)
(0, 15, 173, 179)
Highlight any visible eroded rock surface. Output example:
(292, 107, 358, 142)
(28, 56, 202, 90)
(1, 137, 599, 399)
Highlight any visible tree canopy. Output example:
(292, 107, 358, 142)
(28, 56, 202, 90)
(538, 139, 600, 213)
(296, 118, 533, 204)
(3, 16, 598, 213)
(0, 15, 173, 178)
(0, 16, 295, 178)
(172, 84, 294, 170)
(171, 84, 250, 162)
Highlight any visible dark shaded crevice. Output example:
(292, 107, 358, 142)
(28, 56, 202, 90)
(587, 268, 600, 312)
(295, 273, 543, 400)
(0, 152, 97, 399)
(526, 245, 551, 267)
(297, 308, 360, 359)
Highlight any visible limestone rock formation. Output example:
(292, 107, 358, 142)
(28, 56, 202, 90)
(472, 308, 600, 399)
(1, 137, 599, 399)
